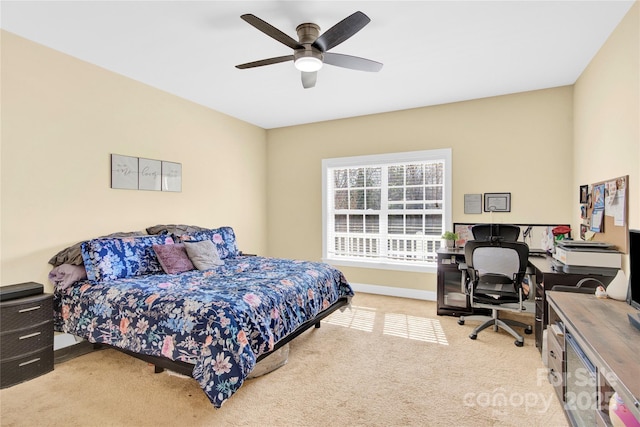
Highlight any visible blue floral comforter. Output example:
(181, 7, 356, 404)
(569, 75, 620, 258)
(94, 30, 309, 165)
(53, 256, 353, 407)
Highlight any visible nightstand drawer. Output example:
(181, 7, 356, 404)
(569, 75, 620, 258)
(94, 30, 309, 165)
(0, 346, 54, 389)
(0, 321, 54, 359)
(0, 294, 53, 331)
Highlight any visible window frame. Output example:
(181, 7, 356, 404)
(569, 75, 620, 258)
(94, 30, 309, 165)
(322, 149, 452, 273)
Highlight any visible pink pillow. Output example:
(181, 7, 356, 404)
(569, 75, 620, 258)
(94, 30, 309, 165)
(152, 243, 194, 274)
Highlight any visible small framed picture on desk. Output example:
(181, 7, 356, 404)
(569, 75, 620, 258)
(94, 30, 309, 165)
(484, 192, 511, 212)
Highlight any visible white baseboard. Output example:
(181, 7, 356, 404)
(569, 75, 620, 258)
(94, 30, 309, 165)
(349, 283, 436, 301)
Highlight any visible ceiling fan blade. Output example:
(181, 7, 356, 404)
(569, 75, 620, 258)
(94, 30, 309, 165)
(323, 52, 383, 72)
(301, 71, 317, 89)
(236, 55, 294, 69)
(312, 11, 371, 52)
(241, 14, 303, 50)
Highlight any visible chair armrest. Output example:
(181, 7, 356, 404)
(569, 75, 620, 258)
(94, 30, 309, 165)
(459, 267, 469, 293)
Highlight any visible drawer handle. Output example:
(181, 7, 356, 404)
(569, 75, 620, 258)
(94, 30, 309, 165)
(18, 305, 41, 313)
(19, 332, 41, 340)
(549, 350, 556, 360)
(535, 296, 542, 301)
(18, 358, 40, 367)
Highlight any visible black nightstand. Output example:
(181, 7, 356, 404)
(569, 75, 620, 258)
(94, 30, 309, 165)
(0, 284, 54, 389)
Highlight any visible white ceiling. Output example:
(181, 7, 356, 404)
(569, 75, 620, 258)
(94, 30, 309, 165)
(1, 1, 635, 129)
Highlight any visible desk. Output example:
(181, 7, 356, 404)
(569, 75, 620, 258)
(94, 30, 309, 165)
(529, 256, 615, 353)
(436, 248, 473, 316)
(437, 249, 616, 351)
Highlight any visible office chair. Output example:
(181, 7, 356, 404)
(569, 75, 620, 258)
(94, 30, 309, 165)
(471, 224, 520, 242)
(458, 239, 533, 347)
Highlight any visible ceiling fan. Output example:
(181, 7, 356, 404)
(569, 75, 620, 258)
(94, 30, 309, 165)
(235, 11, 383, 89)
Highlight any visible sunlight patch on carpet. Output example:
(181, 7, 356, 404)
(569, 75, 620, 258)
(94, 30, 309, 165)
(324, 305, 375, 332)
(324, 305, 449, 344)
(383, 313, 449, 345)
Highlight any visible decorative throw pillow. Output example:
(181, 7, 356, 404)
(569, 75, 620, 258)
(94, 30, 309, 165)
(81, 235, 174, 282)
(48, 264, 88, 290)
(152, 243, 194, 274)
(178, 226, 239, 260)
(48, 231, 146, 267)
(184, 240, 225, 270)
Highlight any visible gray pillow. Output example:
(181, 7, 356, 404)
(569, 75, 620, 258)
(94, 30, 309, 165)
(184, 240, 224, 270)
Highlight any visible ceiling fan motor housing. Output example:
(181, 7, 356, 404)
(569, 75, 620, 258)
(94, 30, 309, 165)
(296, 23, 321, 44)
(294, 23, 323, 67)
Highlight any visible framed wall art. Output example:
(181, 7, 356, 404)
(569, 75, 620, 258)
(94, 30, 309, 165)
(138, 158, 162, 191)
(579, 185, 589, 203)
(162, 161, 182, 192)
(464, 194, 482, 214)
(483, 192, 511, 212)
(111, 154, 138, 190)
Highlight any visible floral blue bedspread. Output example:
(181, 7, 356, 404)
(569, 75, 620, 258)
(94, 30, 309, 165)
(53, 256, 353, 407)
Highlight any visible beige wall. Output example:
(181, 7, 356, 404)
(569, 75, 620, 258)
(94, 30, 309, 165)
(2, 1, 637, 297)
(0, 31, 268, 291)
(574, 1, 639, 249)
(266, 87, 574, 292)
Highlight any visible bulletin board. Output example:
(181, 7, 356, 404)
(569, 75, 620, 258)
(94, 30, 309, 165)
(580, 175, 629, 252)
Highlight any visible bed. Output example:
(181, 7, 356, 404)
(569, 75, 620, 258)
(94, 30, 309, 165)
(51, 225, 353, 408)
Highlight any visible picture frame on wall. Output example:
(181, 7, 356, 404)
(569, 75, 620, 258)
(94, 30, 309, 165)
(580, 224, 588, 240)
(483, 193, 511, 212)
(138, 158, 161, 191)
(579, 185, 589, 203)
(162, 161, 182, 192)
(464, 194, 482, 214)
(111, 154, 138, 190)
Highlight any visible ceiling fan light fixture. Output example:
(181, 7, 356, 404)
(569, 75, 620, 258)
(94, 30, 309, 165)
(294, 56, 323, 72)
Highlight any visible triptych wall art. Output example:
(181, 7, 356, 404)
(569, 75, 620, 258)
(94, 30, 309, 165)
(111, 154, 181, 192)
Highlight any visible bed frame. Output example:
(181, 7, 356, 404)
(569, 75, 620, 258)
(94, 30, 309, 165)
(95, 295, 350, 376)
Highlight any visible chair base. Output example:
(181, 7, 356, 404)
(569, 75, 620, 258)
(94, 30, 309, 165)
(458, 309, 532, 347)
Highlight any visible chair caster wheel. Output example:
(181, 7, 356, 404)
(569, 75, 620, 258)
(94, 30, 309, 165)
(515, 340, 524, 347)
(469, 334, 477, 340)
(524, 327, 533, 335)
(458, 319, 465, 325)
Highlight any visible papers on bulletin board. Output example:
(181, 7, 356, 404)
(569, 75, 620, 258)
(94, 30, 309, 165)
(605, 178, 626, 226)
(590, 209, 604, 232)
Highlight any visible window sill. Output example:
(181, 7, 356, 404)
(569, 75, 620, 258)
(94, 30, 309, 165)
(322, 258, 437, 274)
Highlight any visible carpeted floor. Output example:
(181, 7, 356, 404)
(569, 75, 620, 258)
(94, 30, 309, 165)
(0, 293, 568, 427)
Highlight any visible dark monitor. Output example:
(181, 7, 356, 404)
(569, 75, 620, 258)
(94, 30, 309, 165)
(628, 229, 640, 310)
(471, 224, 521, 242)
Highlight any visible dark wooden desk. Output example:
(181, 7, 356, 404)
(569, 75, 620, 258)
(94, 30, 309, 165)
(546, 291, 640, 425)
(436, 250, 617, 352)
(529, 255, 615, 352)
(436, 248, 473, 316)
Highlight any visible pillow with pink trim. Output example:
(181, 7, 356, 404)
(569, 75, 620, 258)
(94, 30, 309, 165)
(81, 235, 174, 282)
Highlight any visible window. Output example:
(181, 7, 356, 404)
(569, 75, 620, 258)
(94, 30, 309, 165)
(322, 149, 452, 272)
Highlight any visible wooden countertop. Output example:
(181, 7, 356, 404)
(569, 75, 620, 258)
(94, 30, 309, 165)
(547, 291, 640, 414)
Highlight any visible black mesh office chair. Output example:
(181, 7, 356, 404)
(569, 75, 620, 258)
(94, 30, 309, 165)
(458, 239, 533, 347)
(471, 224, 520, 242)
